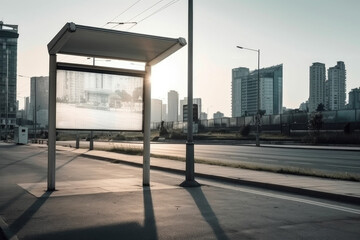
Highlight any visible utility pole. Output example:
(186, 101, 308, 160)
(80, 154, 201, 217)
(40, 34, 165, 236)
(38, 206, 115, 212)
(34, 77, 37, 141)
(5, 50, 9, 142)
(181, 0, 200, 187)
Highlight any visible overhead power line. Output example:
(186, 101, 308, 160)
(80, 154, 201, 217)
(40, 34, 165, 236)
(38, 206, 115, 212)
(126, 0, 180, 31)
(102, 0, 143, 27)
(127, 0, 165, 22)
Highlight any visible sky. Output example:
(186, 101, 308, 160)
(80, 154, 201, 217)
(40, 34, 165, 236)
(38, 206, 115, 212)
(2, 0, 360, 117)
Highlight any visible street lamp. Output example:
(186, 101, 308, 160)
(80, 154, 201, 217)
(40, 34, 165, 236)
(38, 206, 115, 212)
(5, 49, 9, 142)
(180, 0, 199, 187)
(236, 46, 261, 147)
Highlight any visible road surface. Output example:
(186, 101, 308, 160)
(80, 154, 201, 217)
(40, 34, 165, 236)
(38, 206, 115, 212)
(56, 141, 360, 176)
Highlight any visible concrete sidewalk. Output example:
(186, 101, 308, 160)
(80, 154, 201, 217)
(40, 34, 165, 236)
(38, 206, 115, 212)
(1, 143, 360, 240)
(53, 144, 360, 205)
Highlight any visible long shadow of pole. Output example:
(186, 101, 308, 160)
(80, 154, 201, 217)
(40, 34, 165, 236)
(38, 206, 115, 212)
(186, 187, 230, 240)
(143, 187, 158, 240)
(8, 191, 52, 238)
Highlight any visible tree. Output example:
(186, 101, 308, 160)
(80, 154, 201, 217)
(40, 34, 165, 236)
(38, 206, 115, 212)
(316, 103, 325, 112)
(115, 90, 132, 102)
(132, 87, 143, 102)
(308, 112, 323, 143)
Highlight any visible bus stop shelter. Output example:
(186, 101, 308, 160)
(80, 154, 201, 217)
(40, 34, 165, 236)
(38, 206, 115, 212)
(47, 22, 186, 191)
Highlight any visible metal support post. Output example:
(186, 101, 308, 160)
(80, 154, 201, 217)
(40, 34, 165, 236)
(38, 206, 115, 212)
(90, 131, 94, 150)
(76, 132, 79, 149)
(47, 54, 57, 191)
(181, 0, 200, 187)
(5, 50, 9, 142)
(256, 49, 260, 147)
(143, 64, 151, 186)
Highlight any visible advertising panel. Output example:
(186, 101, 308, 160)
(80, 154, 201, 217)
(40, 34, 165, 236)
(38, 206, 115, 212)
(56, 67, 144, 131)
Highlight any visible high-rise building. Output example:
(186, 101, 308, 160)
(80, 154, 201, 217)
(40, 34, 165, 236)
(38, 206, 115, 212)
(309, 62, 326, 112)
(151, 99, 162, 123)
(200, 112, 208, 120)
(167, 90, 178, 122)
(232, 64, 283, 117)
(348, 88, 360, 109)
(30, 76, 49, 127)
(0, 22, 19, 134)
(162, 103, 167, 122)
(179, 97, 202, 122)
(326, 61, 346, 110)
(299, 100, 309, 112)
(24, 97, 30, 120)
(232, 67, 249, 117)
(213, 111, 224, 119)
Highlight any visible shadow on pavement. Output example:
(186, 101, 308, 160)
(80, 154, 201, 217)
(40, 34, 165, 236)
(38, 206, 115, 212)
(26, 222, 148, 240)
(18, 187, 159, 240)
(8, 191, 52, 238)
(186, 187, 230, 240)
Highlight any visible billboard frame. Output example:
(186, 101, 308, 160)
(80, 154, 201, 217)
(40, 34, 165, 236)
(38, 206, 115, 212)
(55, 62, 146, 132)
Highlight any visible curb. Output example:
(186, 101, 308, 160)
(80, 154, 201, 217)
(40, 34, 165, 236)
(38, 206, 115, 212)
(80, 152, 360, 206)
(258, 144, 360, 152)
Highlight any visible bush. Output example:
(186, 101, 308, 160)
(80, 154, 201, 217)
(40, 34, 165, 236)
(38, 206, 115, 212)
(344, 123, 354, 134)
(240, 125, 251, 137)
(112, 133, 126, 141)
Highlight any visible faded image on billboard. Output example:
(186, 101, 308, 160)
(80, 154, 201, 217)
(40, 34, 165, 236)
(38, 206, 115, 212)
(56, 69, 144, 131)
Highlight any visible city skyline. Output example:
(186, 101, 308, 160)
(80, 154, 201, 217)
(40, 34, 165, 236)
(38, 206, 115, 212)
(2, 0, 359, 117)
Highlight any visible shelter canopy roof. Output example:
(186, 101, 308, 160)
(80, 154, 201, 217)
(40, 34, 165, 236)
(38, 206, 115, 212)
(48, 22, 186, 66)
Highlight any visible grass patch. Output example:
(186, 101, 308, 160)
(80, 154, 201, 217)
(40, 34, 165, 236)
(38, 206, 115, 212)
(107, 144, 143, 155)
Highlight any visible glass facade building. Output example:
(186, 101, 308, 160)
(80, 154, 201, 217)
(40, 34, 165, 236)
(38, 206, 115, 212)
(0, 22, 19, 135)
(232, 64, 283, 117)
(309, 62, 326, 112)
(326, 61, 346, 110)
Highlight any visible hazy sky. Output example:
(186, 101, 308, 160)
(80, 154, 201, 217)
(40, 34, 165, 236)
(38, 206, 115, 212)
(2, 0, 359, 117)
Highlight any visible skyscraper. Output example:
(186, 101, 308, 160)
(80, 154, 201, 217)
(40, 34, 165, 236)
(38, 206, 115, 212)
(348, 88, 360, 109)
(30, 76, 49, 127)
(0, 22, 18, 135)
(179, 97, 202, 121)
(232, 67, 249, 117)
(151, 99, 162, 123)
(167, 90, 178, 122)
(309, 62, 326, 112)
(232, 64, 283, 117)
(326, 61, 346, 110)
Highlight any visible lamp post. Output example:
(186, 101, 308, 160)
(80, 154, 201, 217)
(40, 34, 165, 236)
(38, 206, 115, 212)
(236, 46, 260, 147)
(5, 50, 9, 142)
(180, 0, 199, 187)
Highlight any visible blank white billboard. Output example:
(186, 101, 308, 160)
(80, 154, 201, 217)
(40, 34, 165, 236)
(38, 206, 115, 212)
(56, 69, 144, 131)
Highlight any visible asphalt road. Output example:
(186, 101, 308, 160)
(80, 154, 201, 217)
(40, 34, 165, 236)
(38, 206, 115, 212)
(1, 143, 360, 239)
(57, 141, 360, 175)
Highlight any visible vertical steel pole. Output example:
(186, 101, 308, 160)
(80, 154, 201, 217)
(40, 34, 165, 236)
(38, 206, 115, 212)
(89, 131, 94, 150)
(34, 77, 37, 141)
(5, 50, 8, 142)
(181, 0, 199, 187)
(143, 64, 151, 186)
(256, 49, 260, 147)
(48, 54, 57, 191)
(76, 132, 79, 149)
